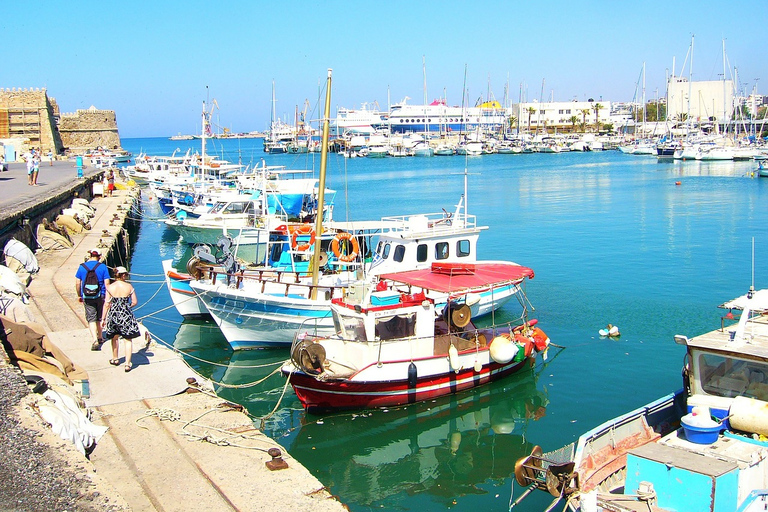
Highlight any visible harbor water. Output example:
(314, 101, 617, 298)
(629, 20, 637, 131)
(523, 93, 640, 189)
(121, 137, 767, 511)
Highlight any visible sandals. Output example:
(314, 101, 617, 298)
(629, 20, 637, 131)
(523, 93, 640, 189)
(109, 359, 120, 366)
(124, 364, 132, 373)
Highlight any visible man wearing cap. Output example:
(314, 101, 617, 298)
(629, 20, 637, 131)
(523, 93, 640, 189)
(74, 248, 111, 350)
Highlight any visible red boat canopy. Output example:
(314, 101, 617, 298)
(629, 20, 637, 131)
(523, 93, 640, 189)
(378, 262, 534, 294)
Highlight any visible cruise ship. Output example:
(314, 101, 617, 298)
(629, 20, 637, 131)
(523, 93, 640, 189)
(331, 103, 388, 135)
(388, 98, 509, 134)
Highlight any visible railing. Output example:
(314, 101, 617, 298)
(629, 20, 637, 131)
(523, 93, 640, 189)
(201, 264, 348, 300)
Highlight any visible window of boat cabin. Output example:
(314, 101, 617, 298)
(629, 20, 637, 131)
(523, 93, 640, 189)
(416, 244, 428, 262)
(225, 202, 243, 214)
(334, 312, 367, 341)
(375, 313, 416, 341)
(694, 350, 768, 401)
(457, 239, 470, 257)
(210, 202, 226, 214)
(393, 245, 405, 262)
(435, 242, 449, 260)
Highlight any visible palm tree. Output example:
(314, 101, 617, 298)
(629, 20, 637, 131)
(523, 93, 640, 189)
(580, 109, 590, 131)
(568, 115, 579, 132)
(592, 103, 603, 132)
(508, 116, 517, 133)
(527, 107, 536, 133)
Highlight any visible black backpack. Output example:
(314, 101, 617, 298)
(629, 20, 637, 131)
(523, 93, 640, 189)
(81, 262, 102, 298)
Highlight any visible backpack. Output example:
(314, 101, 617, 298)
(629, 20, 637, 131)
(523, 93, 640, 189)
(81, 262, 102, 298)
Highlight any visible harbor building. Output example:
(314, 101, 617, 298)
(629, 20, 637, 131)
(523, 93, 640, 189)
(513, 100, 614, 134)
(0, 88, 63, 159)
(0, 87, 123, 161)
(667, 78, 735, 125)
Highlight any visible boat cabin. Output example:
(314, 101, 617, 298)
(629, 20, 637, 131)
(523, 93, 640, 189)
(682, 288, 768, 419)
(368, 211, 485, 276)
(330, 289, 434, 353)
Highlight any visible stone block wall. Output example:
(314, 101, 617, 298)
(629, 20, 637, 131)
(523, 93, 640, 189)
(58, 107, 122, 152)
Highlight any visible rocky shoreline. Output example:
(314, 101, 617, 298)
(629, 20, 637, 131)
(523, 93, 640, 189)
(0, 365, 128, 511)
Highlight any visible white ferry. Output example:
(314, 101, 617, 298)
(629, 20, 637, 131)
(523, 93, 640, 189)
(388, 98, 509, 134)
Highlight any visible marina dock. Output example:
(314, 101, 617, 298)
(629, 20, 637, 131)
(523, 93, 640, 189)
(0, 161, 346, 511)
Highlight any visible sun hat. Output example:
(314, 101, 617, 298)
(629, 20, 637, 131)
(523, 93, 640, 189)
(115, 266, 129, 275)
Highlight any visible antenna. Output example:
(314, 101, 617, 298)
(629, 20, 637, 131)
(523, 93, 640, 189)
(751, 237, 755, 296)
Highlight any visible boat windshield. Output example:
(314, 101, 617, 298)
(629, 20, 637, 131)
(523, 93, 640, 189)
(334, 313, 367, 341)
(694, 350, 768, 401)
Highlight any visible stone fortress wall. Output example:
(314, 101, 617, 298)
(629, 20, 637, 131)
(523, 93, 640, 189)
(0, 88, 122, 160)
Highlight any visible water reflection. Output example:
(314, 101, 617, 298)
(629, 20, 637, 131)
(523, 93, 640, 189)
(286, 371, 548, 507)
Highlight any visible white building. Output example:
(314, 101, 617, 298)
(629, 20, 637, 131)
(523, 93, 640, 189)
(513, 100, 613, 133)
(667, 78, 734, 124)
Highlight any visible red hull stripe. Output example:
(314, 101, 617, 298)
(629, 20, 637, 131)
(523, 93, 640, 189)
(288, 359, 528, 410)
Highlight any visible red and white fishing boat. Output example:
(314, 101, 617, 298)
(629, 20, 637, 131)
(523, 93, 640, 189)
(281, 261, 549, 413)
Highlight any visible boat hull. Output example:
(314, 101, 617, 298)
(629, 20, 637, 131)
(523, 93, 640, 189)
(286, 356, 531, 413)
(162, 260, 210, 317)
(192, 284, 336, 349)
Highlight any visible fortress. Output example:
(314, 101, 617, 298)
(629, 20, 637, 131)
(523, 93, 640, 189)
(0, 88, 122, 161)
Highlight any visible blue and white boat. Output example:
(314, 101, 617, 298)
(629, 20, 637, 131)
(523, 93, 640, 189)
(513, 286, 768, 511)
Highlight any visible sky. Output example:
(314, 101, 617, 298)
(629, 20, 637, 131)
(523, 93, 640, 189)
(6, 0, 766, 138)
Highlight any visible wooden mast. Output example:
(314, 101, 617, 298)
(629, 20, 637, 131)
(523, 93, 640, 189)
(310, 69, 332, 299)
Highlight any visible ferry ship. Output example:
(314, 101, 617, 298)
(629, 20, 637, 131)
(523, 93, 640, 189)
(388, 98, 509, 134)
(331, 103, 388, 135)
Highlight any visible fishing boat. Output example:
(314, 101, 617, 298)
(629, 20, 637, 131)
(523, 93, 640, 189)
(281, 261, 547, 412)
(758, 159, 768, 178)
(511, 285, 768, 511)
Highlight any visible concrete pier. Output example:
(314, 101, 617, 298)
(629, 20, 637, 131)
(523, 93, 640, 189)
(0, 166, 346, 511)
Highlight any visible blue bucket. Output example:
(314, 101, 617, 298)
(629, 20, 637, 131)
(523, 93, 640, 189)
(681, 417, 722, 444)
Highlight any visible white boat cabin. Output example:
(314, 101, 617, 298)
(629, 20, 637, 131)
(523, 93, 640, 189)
(368, 211, 485, 276)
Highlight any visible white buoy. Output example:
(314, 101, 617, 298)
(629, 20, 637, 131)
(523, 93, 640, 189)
(489, 336, 518, 364)
(448, 344, 460, 373)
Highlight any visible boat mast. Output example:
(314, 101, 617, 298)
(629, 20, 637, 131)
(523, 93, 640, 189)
(310, 69, 332, 299)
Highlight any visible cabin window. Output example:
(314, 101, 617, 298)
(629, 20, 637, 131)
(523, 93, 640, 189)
(435, 242, 449, 260)
(382, 242, 391, 259)
(416, 244, 428, 262)
(210, 202, 225, 214)
(456, 239, 470, 257)
(225, 203, 245, 214)
(375, 313, 416, 341)
(393, 245, 405, 262)
(695, 351, 768, 401)
(334, 313, 367, 341)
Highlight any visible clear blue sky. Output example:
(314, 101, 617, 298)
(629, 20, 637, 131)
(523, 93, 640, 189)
(6, 1, 765, 138)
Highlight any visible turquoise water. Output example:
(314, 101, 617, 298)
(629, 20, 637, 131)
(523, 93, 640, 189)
(121, 137, 768, 511)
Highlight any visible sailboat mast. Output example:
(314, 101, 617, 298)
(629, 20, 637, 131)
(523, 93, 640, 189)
(310, 69, 332, 298)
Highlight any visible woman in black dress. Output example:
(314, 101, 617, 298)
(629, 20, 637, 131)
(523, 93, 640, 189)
(101, 266, 140, 372)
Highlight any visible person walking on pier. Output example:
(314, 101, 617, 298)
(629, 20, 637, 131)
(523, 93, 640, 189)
(75, 248, 111, 350)
(48, 149, 54, 166)
(101, 266, 140, 372)
(32, 151, 41, 186)
(25, 150, 33, 185)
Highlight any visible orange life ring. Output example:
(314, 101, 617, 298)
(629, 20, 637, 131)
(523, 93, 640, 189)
(291, 225, 315, 252)
(331, 232, 360, 262)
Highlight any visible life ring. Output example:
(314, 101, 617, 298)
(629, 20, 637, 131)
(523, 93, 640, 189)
(291, 225, 315, 252)
(331, 232, 360, 262)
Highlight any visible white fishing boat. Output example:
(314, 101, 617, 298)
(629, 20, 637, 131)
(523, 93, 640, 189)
(512, 284, 768, 511)
(281, 261, 547, 412)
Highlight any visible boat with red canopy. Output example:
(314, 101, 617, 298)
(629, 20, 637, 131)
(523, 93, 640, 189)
(281, 261, 548, 413)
